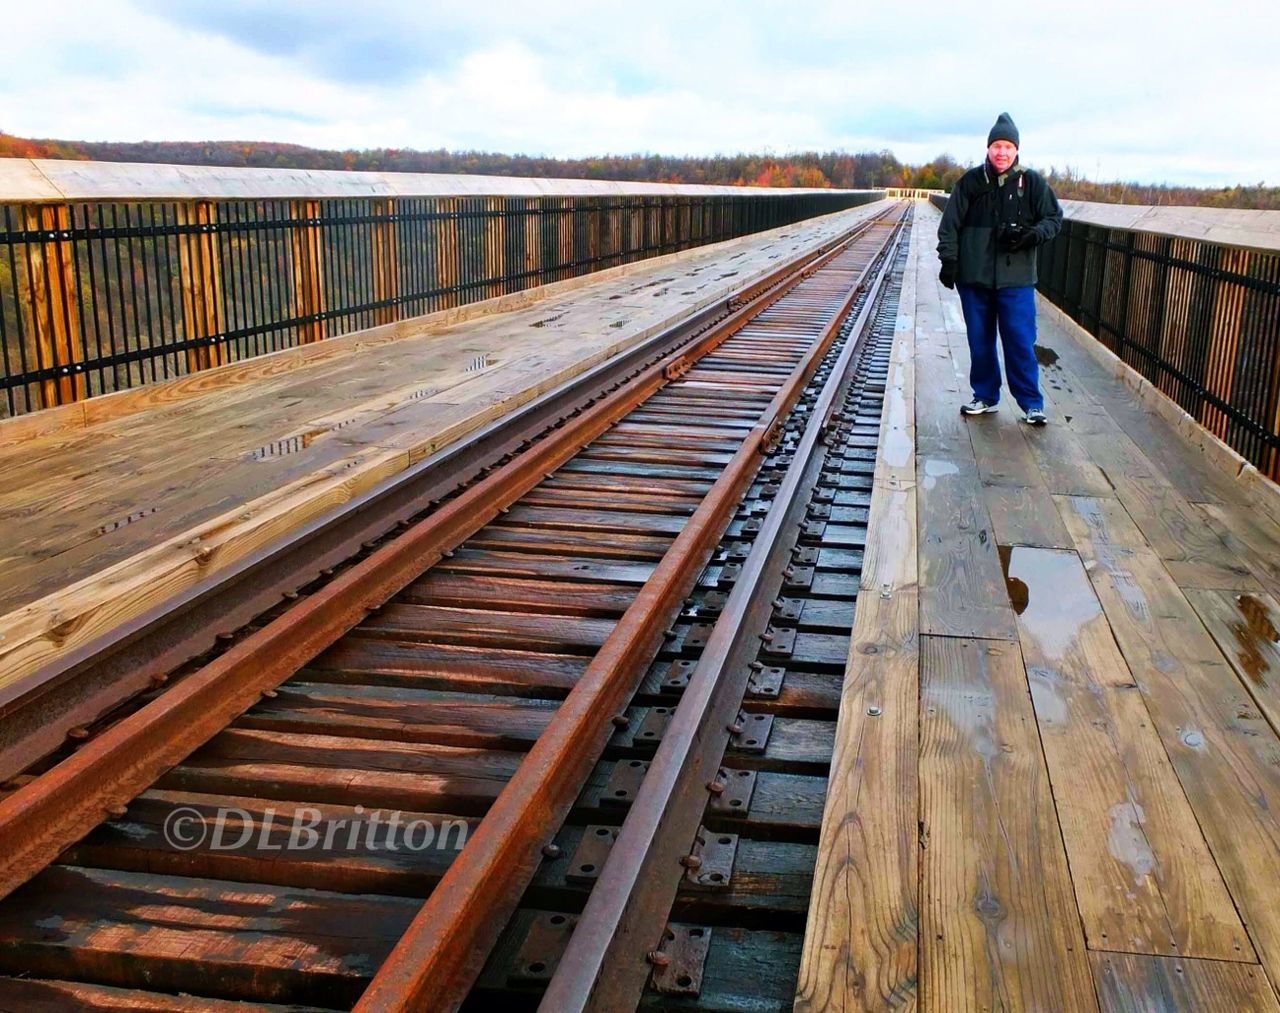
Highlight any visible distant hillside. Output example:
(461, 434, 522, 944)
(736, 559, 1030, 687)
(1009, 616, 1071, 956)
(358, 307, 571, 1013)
(1, 133, 1276, 209)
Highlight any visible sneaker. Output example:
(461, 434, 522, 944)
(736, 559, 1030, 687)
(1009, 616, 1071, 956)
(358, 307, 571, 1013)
(960, 399, 999, 415)
(1022, 408, 1048, 425)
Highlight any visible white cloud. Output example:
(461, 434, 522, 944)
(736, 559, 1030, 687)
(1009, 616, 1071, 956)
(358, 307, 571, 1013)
(2, 0, 1277, 186)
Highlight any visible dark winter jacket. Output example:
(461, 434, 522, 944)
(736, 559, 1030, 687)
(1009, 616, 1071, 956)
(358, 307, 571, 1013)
(937, 159, 1063, 288)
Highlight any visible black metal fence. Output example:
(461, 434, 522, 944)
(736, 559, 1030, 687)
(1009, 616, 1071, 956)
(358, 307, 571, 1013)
(0, 190, 880, 419)
(929, 193, 1280, 479)
(1039, 219, 1280, 478)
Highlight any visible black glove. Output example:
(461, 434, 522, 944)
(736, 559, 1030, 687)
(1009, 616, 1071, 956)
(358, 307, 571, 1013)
(1011, 228, 1040, 252)
(1000, 226, 1040, 252)
(939, 260, 956, 289)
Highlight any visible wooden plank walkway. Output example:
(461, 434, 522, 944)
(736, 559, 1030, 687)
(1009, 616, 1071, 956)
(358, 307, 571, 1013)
(800, 201, 1280, 1011)
(0, 204, 889, 691)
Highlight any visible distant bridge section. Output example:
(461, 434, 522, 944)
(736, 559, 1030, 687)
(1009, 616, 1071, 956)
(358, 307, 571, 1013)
(929, 192, 1280, 480)
(884, 187, 946, 200)
(0, 159, 883, 420)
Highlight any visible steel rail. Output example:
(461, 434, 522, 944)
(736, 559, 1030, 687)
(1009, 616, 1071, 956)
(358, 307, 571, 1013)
(355, 214, 905, 1012)
(540, 215, 907, 1012)
(0, 209, 883, 785)
(0, 212, 891, 905)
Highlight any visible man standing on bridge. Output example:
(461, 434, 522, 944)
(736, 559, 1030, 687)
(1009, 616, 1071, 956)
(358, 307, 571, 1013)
(936, 112, 1063, 424)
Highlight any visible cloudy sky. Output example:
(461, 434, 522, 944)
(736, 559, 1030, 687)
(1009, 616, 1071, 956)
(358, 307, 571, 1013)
(3, 0, 1277, 186)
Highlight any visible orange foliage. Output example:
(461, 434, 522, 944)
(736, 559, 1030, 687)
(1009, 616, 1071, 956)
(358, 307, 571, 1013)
(749, 160, 832, 188)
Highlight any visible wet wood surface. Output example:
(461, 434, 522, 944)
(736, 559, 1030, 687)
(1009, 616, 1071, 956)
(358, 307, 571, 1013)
(1006, 544, 1249, 960)
(1091, 952, 1280, 1012)
(919, 635, 1096, 1011)
(797, 210, 923, 1011)
(803, 201, 1280, 1009)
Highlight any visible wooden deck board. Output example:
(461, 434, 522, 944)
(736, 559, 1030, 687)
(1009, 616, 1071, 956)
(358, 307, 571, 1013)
(0, 205, 889, 690)
(1183, 588, 1280, 738)
(1057, 493, 1280, 983)
(1091, 952, 1280, 1013)
(796, 202, 923, 1012)
(1006, 544, 1250, 961)
(919, 634, 1096, 1011)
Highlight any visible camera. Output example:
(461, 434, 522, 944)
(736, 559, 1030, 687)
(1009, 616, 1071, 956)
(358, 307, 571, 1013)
(998, 223, 1026, 249)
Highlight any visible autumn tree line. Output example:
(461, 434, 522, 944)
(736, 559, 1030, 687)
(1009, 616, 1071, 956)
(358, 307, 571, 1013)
(1, 132, 1276, 209)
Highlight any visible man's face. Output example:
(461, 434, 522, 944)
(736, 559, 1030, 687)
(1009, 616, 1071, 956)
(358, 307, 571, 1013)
(988, 140, 1017, 172)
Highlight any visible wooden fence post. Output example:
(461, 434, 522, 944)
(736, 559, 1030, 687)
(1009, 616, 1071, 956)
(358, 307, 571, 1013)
(1203, 247, 1247, 440)
(524, 198, 541, 289)
(436, 198, 459, 311)
(22, 204, 85, 407)
(370, 198, 399, 326)
(486, 197, 505, 300)
(290, 199, 325, 343)
(177, 200, 225, 372)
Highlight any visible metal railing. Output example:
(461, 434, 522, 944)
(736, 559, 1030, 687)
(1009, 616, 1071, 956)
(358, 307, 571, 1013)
(1039, 219, 1280, 478)
(929, 193, 1280, 479)
(0, 184, 881, 419)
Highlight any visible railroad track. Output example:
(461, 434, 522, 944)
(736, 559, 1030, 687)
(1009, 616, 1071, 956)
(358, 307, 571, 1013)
(0, 202, 910, 1011)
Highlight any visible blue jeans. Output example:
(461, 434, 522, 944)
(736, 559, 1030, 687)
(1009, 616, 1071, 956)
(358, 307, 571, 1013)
(956, 284, 1043, 411)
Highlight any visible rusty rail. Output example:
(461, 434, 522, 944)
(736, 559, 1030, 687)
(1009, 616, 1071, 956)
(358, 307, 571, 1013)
(0, 203, 908, 1010)
(0, 213, 889, 903)
(539, 215, 906, 1011)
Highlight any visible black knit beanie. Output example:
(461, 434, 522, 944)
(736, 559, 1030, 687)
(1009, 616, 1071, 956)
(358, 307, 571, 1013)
(987, 112, 1020, 147)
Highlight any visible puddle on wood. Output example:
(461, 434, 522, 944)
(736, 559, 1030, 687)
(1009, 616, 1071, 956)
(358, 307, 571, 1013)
(1107, 800, 1156, 885)
(881, 390, 911, 467)
(1232, 593, 1279, 685)
(920, 458, 959, 490)
(1034, 345, 1060, 367)
(927, 664, 1001, 763)
(883, 426, 912, 469)
(1000, 545, 1105, 661)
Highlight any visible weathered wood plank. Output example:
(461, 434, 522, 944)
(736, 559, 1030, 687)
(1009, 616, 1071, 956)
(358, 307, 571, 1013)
(1006, 544, 1250, 960)
(65, 789, 471, 897)
(797, 204, 922, 1011)
(1057, 493, 1280, 982)
(1192, 501, 1280, 602)
(0, 865, 419, 1006)
(980, 479, 1076, 550)
(1016, 418, 1115, 497)
(918, 452, 1018, 640)
(919, 635, 1096, 1011)
(0, 977, 316, 1011)
(1097, 470, 1258, 590)
(1183, 589, 1280, 736)
(1091, 952, 1280, 1013)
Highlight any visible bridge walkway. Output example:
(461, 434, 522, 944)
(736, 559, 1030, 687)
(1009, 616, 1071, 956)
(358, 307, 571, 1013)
(799, 200, 1280, 1011)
